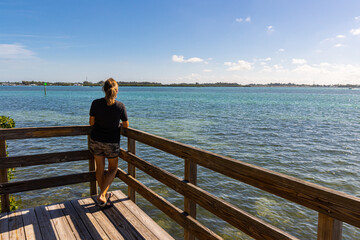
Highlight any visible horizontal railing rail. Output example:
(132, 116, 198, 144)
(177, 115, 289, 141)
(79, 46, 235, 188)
(0, 150, 92, 168)
(0, 125, 91, 140)
(0, 171, 96, 195)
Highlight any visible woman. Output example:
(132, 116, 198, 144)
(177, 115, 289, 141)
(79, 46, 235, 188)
(89, 78, 129, 207)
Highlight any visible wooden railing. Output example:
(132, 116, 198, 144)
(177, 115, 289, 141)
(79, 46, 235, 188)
(1, 126, 360, 240)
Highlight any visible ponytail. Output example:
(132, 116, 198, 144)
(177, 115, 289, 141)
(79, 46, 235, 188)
(103, 78, 118, 105)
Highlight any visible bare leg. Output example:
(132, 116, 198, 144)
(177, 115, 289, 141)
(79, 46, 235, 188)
(94, 155, 105, 201)
(98, 157, 118, 203)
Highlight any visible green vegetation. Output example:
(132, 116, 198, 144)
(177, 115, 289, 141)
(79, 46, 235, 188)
(0, 116, 20, 211)
(1, 80, 360, 88)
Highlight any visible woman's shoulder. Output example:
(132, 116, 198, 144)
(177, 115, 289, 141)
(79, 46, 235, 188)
(115, 100, 126, 108)
(92, 98, 106, 104)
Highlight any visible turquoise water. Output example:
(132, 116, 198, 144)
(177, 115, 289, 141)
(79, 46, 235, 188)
(1, 86, 360, 239)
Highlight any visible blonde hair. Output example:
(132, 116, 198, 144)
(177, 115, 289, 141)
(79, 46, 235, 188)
(103, 78, 118, 106)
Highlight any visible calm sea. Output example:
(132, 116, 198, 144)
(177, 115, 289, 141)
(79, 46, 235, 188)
(1, 86, 360, 239)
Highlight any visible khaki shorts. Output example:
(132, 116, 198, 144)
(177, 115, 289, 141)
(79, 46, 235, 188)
(89, 139, 120, 158)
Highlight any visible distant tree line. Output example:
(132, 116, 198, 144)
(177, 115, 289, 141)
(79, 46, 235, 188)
(1, 80, 359, 88)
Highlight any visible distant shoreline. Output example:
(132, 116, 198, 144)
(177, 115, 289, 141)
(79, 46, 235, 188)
(1, 81, 359, 88)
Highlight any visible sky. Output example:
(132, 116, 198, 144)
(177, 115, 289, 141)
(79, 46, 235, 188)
(1, 0, 360, 85)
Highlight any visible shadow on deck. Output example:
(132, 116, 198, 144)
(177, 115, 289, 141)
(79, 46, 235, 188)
(0, 190, 173, 240)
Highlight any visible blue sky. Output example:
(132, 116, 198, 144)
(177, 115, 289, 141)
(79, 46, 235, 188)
(1, 0, 360, 84)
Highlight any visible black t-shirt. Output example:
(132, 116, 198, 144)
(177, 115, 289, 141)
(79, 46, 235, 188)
(89, 98, 128, 143)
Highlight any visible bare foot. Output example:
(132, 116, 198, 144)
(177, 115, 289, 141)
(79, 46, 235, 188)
(97, 192, 110, 204)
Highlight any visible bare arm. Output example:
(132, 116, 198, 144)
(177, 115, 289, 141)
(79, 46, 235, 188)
(89, 116, 95, 126)
(122, 121, 129, 128)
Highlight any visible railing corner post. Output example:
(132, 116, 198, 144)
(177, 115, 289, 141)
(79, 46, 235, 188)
(128, 137, 136, 203)
(88, 135, 98, 196)
(0, 140, 10, 213)
(317, 213, 342, 240)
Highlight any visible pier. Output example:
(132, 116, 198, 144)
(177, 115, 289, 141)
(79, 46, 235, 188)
(0, 125, 359, 239)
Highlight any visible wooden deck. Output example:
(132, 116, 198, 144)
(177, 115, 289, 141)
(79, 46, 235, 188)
(0, 190, 174, 240)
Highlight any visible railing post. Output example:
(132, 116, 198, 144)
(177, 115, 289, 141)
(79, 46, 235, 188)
(128, 138, 136, 202)
(184, 158, 197, 240)
(0, 140, 10, 212)
(88, 136, 98, 196)
(317, 213, 342, 240)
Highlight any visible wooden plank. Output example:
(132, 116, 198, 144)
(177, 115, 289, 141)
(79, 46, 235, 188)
(34, 205, 59, 240)
(88, 136, 98, 196)
(116, 167, 222, 240)
(80, 197, 125, 240)
(127, 138, 136, 203)
(46, 204, 77, 240)
(0, 172, 96, 195)
(91, 195, 149, 240)
(0, 140, 10, 213)
(0, 150, 92, 168)
(8, 210, 26, 240)
(0, 212, 9, 240)
(62, 201, 93, 240)
(317, 213, 343, 240)
(121, 127, 360, 228)
(0, 125, 91, 140)
(70, 199, 109, 240)
(120, 150, 298, 240)
(184, 159, 197, 240)
(112, 190, 174, 240)
(21, 208, 43, 240)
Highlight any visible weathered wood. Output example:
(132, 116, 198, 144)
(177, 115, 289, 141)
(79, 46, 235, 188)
(0, 212, 9, 240)
(91, 194, 149, 240)
(184, 159, 197, 240)
(317, 213, 343, 240)
(128, 138, 136, 203)
(46, 203, 77, 240)
(0, 172, 96, 195)
(80, 197, 125, 240)
(112, 190, 174, 240)
(120, 150, 298, 240)
(70, 199, 109, 240)
(88, 136, 98, 196)
(0, 150, 92, 168)
(0, 140, 9, 213)
(21, 208, 43, 240)
(62, 201, 93, 240)
(34, 205, 59, 240)
(121, 127, 360, 228)
(8, 210, 26, 240)
(0, 125, 91, 140)
(116, 167, 223, 240)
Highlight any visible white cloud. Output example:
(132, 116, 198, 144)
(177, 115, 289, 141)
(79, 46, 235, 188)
(224, 60, 253, 71)
(203, 69, 212, 73)
(350, 28, 360, 35)
(278, 48, 285, 52)
(256, 57, 271, 62)
(273, 64, 284, 71)
(0, 44, 36, 59)
(355, 16, 360, 21)
(334, 43, 344, 48)
(267, 25, 274, 33)
(336, 35, 346, 39)
(292, 58, 307, 65)
(236, 17, 251, 23)
(172, 55, 204, 63)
